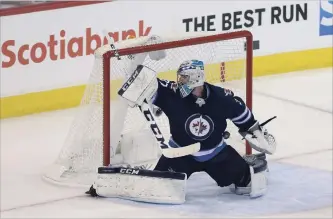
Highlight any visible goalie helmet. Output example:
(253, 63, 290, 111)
(177, 59, 205, 98)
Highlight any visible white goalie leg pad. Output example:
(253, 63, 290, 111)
(113, 129, 161, 170)
(145, 35, 167, 61)
(230, 157, 268, 198)
(230, 166, 268, 198)
(249, 165, 268, 198)
(93, 167, 187, 204)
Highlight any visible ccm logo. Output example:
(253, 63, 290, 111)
(118, 65, 143, 95)
(141, 103, 169, 149)
(120, 168, 140, 175)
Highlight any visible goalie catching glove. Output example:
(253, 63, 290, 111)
(239, 116, 277, 155)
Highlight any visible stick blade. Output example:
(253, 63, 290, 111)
(162, 143, 200, 158)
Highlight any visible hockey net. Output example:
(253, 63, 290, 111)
(43, 31, 253, 187)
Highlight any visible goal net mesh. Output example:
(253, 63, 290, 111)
(43, 32, 252, 187)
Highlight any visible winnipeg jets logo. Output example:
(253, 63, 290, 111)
(185, 113, 214, 141)
(192, 120, 207, 134)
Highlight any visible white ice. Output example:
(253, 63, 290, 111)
(1, 68, 332, 218)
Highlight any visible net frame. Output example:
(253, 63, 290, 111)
(102, 30, 253, 166)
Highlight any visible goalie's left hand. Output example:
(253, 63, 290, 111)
(239, 118, 277, 155)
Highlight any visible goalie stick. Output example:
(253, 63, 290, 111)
(138, 99, 200, 158)
(241, 116, 277, 140)
(103, 31, 200, 158)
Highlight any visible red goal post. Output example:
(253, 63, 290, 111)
(43, 30, 254, 187)
(102, 30, 253, 166)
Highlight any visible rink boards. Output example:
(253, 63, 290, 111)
(1, 47, 332, 119)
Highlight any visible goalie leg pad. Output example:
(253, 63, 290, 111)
(145, 35, 167, 61)
(89, 167, 187, 204)
(229, 158, 268, 198)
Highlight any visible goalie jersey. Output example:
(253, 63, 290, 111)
(151, 78, 257, 162)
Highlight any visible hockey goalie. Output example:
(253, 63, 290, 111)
(86, 35, 277, 204)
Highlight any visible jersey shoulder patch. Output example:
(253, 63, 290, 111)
(158, 78, 177, 93)
(207, 83, 234, 98)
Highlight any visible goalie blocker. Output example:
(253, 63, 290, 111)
(86, 166, 187, 204)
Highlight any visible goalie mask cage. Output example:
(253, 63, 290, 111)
(43, 30, 253, 187)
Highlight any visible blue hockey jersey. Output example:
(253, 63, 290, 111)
(152, 78, 256, 162)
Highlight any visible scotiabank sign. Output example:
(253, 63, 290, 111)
(1, 20, 152, 68)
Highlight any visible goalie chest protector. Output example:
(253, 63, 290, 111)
(152, 79, 255, 151)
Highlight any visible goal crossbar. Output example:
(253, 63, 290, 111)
(102, 30, 254, 166)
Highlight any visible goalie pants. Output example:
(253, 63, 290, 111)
(154, 145, 251, 187)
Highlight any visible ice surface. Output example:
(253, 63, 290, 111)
(1, 68, 332, 218)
